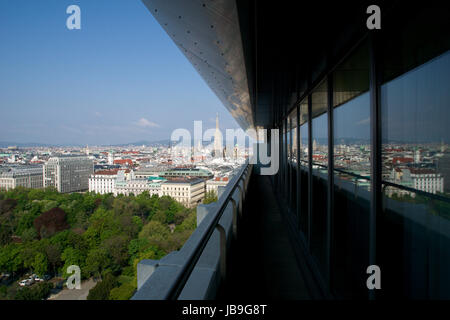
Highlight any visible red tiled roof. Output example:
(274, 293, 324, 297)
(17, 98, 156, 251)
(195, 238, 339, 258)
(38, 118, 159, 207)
(409, 168, 436, 175)
(94, 168, 131, 175)
(393, 157, 413, 164)
(214, 177, 229, 181)
(94, 169, 121, 175)
(114, 159, 133, 166)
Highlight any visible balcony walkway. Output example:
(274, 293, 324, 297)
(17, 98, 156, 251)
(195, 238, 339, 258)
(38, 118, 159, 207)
(218, 174, 312, 299)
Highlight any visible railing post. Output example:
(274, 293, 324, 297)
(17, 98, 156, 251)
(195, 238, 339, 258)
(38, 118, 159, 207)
(216, 224, 227, 281)
(230, 197, 238, 240)
(236, 184, 243, 218)
(241, 178, 246, 201)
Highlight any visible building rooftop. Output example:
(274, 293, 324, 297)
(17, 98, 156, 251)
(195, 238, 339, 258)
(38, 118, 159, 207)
(0, 166, 43, 177)
(164, 177, 205, 185)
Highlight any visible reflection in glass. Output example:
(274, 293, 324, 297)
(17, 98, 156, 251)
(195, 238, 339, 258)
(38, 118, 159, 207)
(312, 81, 328, 170)
(311, 81, 328, 275)
(381, 50, 450, 200)
(299, 99, 309, 237)
(287, 118, 291, 161)
(380, 183, 450, 299)
(332, 175, 370, 298)
(299, 101, 309, 166)
(333, 41, 370, 107)
(331, 39, 371, 298)
(289, 109, 298, 164)
(333, 39, 370, 180)
(379, 42, 450, 298)
(289, 108, 298, 213)
(334, 93, 370, 180)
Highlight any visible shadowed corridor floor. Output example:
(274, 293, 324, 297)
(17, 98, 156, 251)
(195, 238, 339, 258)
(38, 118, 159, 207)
(218, 174, 311, 300)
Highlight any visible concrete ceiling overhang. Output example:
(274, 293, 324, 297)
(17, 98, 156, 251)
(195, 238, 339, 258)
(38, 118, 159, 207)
(142, 0, 254, 131)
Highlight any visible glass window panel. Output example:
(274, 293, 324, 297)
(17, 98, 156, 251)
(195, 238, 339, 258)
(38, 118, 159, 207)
(289, 108, 298, 164)
(382, 51, 450, 199)
(284, 118, 288, 195)
(381, 4, 450, 84)
(299, 100, 309, 165)
(289, 107, 298, 214)
(332, 174, 370, 298)
(299, 99, 309, 237)
(311, 81, 328, 275)
(381, 184, 450, 299)
(311, 81, 328, 118)
(334, 93, 370, 179)
(312, 81, 328, 169)
(379, 5, 450, 298)
(331, 39, 370, 298)
(333, 41, 370, 107)
(287, 118, 291, 161)
(286, 117, 293, 209)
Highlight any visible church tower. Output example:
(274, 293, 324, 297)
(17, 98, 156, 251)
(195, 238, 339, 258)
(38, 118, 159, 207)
(213, 113, 222, 157)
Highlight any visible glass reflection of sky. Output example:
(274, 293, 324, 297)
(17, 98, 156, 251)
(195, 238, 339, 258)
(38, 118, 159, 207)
(382, 50, 450, 144)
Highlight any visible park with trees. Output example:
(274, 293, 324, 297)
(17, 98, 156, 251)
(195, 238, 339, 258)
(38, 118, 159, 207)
(0, 187, 197, 300)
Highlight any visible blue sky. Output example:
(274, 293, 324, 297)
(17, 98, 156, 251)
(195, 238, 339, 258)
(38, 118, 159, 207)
(0, 0, 240, 146)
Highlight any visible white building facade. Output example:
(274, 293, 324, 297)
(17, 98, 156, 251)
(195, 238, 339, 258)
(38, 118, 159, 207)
(89, 172, 117, 195)
(161, 179, 205, 208)
(410, 169, 444, 194)
(206, 177, 229, 194)
(0, 166, 44, 191)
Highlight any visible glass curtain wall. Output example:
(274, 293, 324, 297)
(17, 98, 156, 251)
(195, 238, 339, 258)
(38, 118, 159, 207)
(274, 3, 449, 300)
(287, 117, 292, 209)
(311, 81, 329, 276)
(289, 108, 298, 213)
(299, 99, 309, 238)
(331, 40, 371, 298)
(378, 4, 450, 298)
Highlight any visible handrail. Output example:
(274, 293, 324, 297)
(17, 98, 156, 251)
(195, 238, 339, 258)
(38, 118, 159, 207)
(300, 163, 450, 204)
(145, 160, 249, 300)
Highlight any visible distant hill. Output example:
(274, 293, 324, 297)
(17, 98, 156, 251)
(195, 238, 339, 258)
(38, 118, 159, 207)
(0, 141, 56, 148)
(109, 139, 171, 147)
(0, 140, 171, 148)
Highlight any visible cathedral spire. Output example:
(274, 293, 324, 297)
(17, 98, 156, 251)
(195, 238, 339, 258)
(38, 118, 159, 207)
(216, 112, 219, 130)
(214, 113, 222, 157)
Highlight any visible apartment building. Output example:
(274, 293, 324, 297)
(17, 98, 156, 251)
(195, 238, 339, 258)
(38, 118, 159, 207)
(0, 166, 43, 191)
(114, 179, 163, 197)
(206, 177, 229, 195)
(161, 178, 205, 208)
(89, 169, 121, 195)
(43, 156, 93, 193)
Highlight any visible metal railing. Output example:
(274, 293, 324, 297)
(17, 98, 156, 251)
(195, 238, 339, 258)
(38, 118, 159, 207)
(132, 161, 252, 300)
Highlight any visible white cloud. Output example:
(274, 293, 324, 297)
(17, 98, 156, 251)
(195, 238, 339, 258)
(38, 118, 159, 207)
(136, 118, 160, 128)
(356, 117, 370, 125)
(94, 111, 102, 117)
